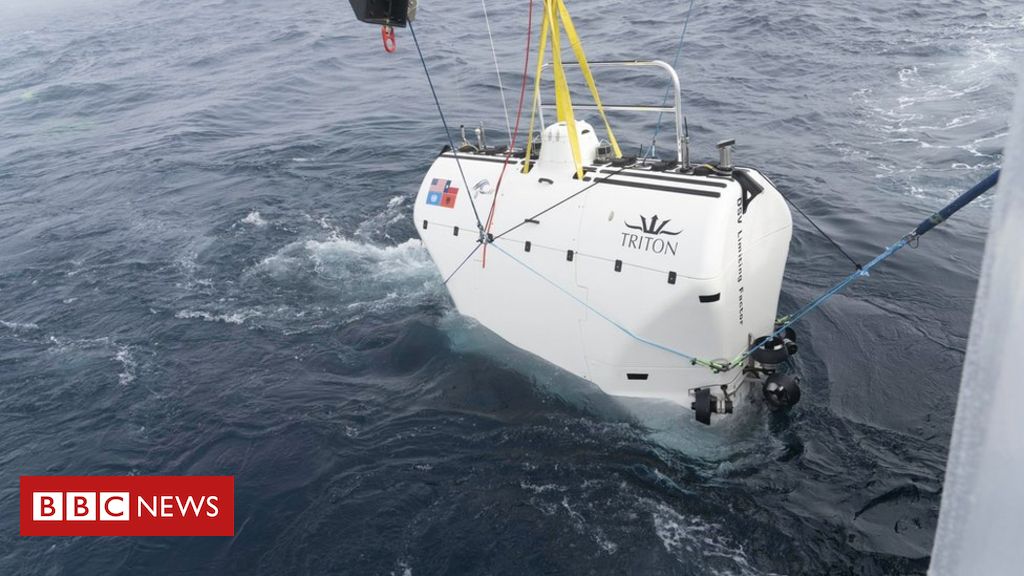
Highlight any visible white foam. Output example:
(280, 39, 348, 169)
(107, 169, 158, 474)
(115, 346, 136, 386)
(519, 481, 562, 494)
(558, 496, 619, 555)
(303, 237, 443, 310)
(255, 246, 302, 276)
(355, 195, 410, 241)
(314, 215, 337, 233)
(46, 335, 112, 353)
(848, 23, 1021, 197)
(651, 502, 774, 576)
(0, 320, 40, 331)
(241, 210, 267, 227)
(175, 251, 215, 290)
(242, 235, 445, 330)
(175, 309, 255, 325)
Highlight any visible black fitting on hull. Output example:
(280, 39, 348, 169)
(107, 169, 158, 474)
(349, 0, 414, 27)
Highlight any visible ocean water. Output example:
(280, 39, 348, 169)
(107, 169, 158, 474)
(0, 0, 1021, 574)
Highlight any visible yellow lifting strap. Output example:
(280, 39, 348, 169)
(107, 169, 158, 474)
(547, 0, 584, 180)
(554, 0, 622, 160)
(523, 5, 550, 175)
(523, 0, 621, 177)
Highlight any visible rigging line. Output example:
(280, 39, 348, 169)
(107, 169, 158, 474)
(489, 242, 712, 366)
(777, 187, 862, 270)
(728, 169, 1002, 369)
(457, 170, 1001, 375)
(523, 0, 552, 173)
(647, 0, 695, 159)
(482, 0, 535, 268)
(555, 0, 622, 159)
(409, 21, 485, 235)
(491, 166, 629, 242)
(481, 0, 512, 142)
(443, 242, 484, 285)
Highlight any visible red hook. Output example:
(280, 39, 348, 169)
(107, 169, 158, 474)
(381, 25, 397, 53)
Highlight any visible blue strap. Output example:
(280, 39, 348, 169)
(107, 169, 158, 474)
(914, 170, 1000, 236)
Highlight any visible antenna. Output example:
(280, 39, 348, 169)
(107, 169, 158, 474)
(682, 116, 690, 169)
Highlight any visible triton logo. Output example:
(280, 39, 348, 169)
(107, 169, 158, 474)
(621, 215, 681, 256)
(624, 215, 682, 236)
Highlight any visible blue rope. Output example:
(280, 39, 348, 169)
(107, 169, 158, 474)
(730, 237, 910, 366)
(409, 21, 485, 236)
(732, 169, 1001, 367)
(648, 0, 696, 160)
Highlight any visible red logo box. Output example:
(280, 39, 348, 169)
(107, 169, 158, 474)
(20, 476, 234, 536)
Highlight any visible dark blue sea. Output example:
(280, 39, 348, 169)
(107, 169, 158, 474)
(1, 0, 1021, 573)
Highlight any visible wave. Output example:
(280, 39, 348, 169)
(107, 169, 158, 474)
(174, 309, 254, 325)
(0, 319, 40, 331)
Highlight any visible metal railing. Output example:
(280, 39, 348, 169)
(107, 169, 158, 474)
(536, 60, 688, 166)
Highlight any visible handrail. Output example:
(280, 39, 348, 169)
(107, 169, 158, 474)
(536, 60, 687, 166)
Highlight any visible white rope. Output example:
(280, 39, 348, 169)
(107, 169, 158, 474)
(481, 0, 512, 143)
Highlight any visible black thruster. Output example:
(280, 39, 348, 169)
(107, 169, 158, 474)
(566, 250, 574, 262)
(453, 226, 459, 236)
(524, 241, 531, 252)
(693, 388, 712, 425)
(614, 259, 622, 272)
(668, 271, 677, 285)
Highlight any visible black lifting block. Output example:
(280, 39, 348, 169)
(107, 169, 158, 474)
(349, 0, 414, 27)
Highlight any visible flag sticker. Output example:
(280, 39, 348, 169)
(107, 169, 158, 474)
(426, 178, 458, 209)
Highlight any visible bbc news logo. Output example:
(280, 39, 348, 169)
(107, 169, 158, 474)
(32, 491, 220, 522)
(20, 476, 233, 536)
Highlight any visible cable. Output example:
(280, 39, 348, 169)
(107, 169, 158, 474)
(730, 169, 1001, 368)
(777, 188, 862, 270)
(481, 0, 512, 142)
(492, 166, 629, 241)
(481, 0, 535, 267)
(444, 170, 1000, 375)
(409, 21, 485, 236)
(443, 243, 483, 285)
(489, 242, 715, 367)
(648, 0, 696, 159)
